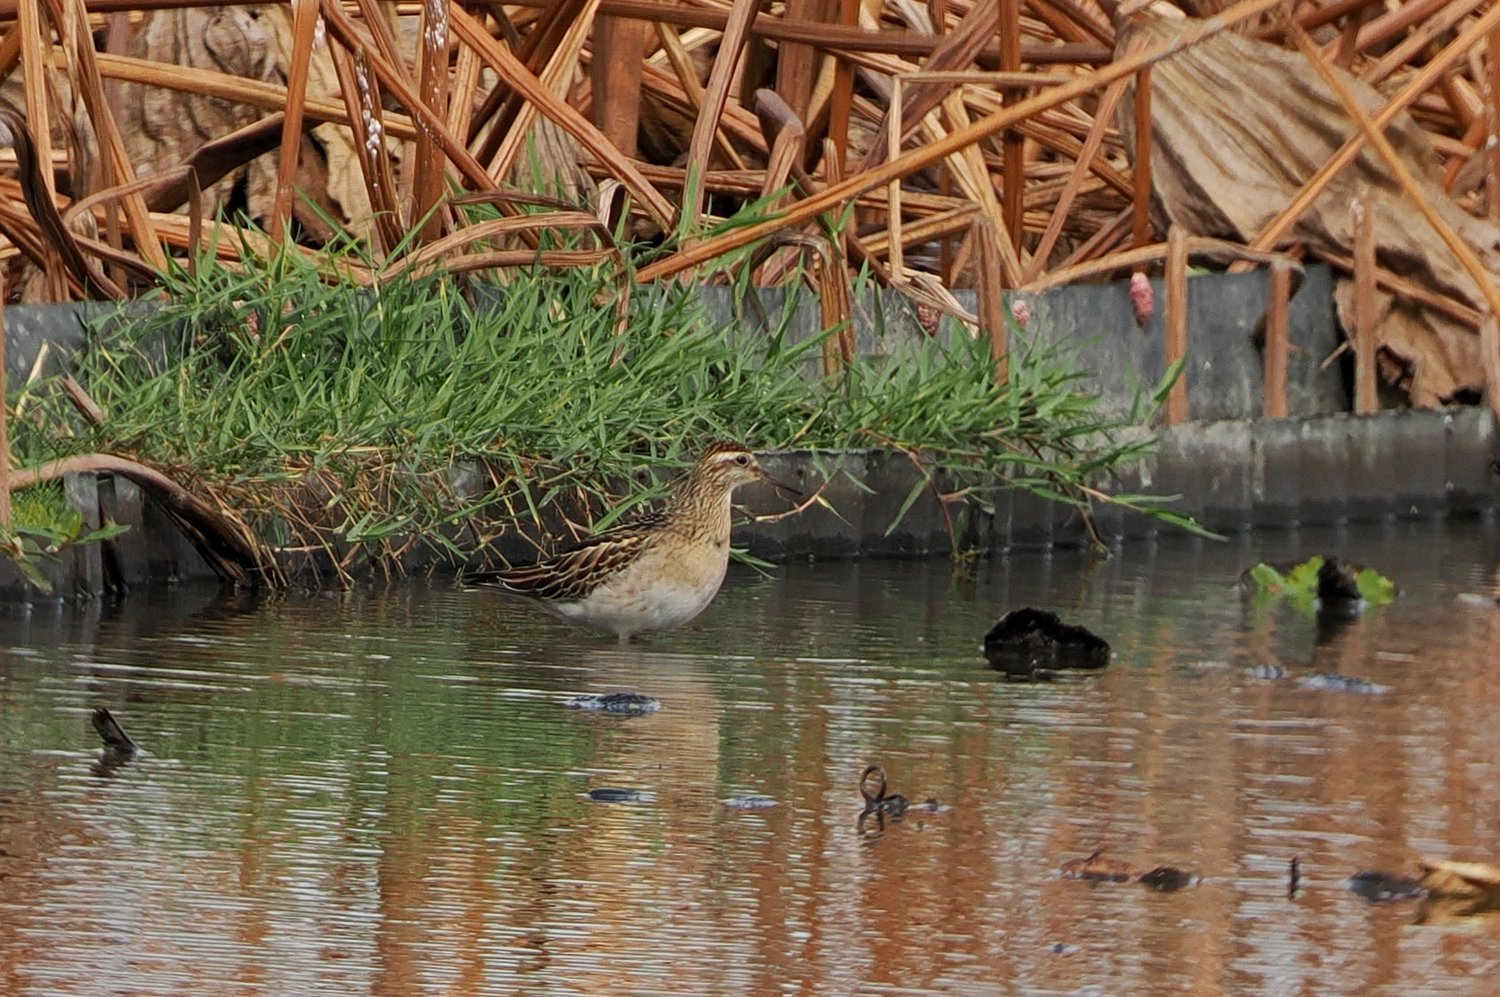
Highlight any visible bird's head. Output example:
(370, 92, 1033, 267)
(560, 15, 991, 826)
(695, 440, 800, 495)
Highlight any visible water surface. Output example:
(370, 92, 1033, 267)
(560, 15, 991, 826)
(3, 522, 1500, 993)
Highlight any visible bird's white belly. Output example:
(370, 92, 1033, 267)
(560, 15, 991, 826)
(553, 542, 728, 638)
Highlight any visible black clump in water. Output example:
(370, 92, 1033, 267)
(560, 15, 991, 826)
(1315, 557, 1365, 613)
(983, 608, 1110, 680)
(1347, 870, 1428, 902)
(1136, 866, 1200, 892)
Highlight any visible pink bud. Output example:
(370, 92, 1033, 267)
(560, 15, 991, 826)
(915, 302, 941, 336)
(1129, 272, 1154, 327)
(1010, 296, 1032, 329)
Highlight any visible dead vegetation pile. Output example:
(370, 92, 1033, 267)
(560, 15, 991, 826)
(0, 0, 1496, 400)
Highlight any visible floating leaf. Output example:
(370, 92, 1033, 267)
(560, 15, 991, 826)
(1354, 567, 1397, 605)
(1242, 554, 1395, 613)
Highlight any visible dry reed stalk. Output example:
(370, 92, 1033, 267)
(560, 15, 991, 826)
(974, 214, 1009, 380)
(827, 0, 859, 172)
(1021, 73, 1127, 281)
(1021, 235, 1299, 292)
(1343, 0, 1460, 61)
(328, 45, 404, 256)
(640, 0, 1290, 283)
(652, 22, 746, 169)
(1483, 314, 1500, 417)
(87, 51, 419, 141)
(16, 0, 63, 298)
(998, 0, 1023, 254)
(776, 0, 823, 124)
(1491, 24, 1500, 219)
(0, 292, 9, 528)
(639, 60, 764, 147)
(1312, 246, 1479, 327)
(322, 0, 495, 194)
(269, 0, 319, 243)
(411, 0, 454, 243)
(488, 0, 601, 183)
(1129, 65, 1150, 259)
(1163, 223, 1188, 425)
(858, 0, 1000, 173)
(680, 0, 759, 234)
(1263, 261, 1290, 419)
(1352, 196, 1378, 414)
(0, 105, 120, 297)
(1360, 0, 1487, 87)
(6, 453, 279, 585)
(386, 208, 623, 279)
(936, 85, 1020, 283)
(449, 5, 674, 227)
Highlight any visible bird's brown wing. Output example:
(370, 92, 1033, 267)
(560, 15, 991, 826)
(464, 513, 663, 601)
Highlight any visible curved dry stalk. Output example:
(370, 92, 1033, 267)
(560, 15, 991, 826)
(1020, 236, 1304, 292)
(6, 454, 281, 587)
(0, 102, 123, 298)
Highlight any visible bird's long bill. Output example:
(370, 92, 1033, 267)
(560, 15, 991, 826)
(757, 467, 803, 497)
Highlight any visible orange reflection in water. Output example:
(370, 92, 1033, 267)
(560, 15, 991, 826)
(1, 528, 1499, 993)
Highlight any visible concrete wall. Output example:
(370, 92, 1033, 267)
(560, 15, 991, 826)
(699, 263, 1347, 420)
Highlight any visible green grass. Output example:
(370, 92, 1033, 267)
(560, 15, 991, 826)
(7, 236, 1200, 577)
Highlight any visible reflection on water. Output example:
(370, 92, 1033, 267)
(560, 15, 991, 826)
(3, 521, 1500, 993)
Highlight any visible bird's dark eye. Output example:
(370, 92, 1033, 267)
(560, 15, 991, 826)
(734, 454, 750, 466)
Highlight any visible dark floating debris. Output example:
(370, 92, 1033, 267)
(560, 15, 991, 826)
(1061, 850, 1200, 892)
(722, 794, 778, 810)
(1135, 866, 1201, 892)
(856, 765, 942, 838)
(983, 608, 1110, 680)
(90, 707, 139, 777)
(1314, 557, 1365, 616)
(565, 692, 662, 715)
(1346, 870, 1429, 903)
(1289, 856, 1300, 900)
(1350, 860, 1500, 923)
(584, 787, 655, 804)
(91, 707, 138, 754)
(859, 765, 908, 820)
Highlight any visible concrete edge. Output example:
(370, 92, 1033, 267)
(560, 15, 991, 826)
(2, 406, 1494, 602)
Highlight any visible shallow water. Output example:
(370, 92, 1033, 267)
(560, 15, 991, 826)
(2, 521, 1500, 994)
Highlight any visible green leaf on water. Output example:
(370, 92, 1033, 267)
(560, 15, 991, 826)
(1248, 562, 1288, 594)
(1354, 567, 1397, 606)
(1245, 555, 1396, 610)
(1283, 555, 1325, 595)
